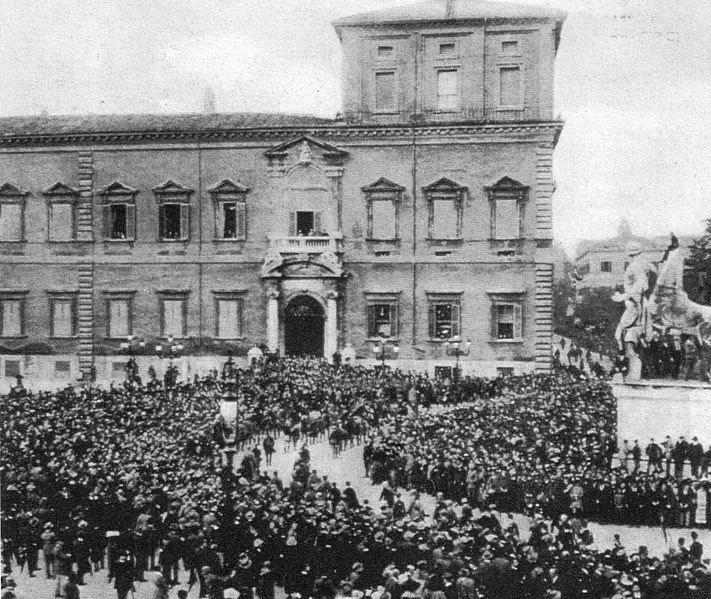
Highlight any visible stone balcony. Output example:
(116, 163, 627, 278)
(268, 232, 344, 256)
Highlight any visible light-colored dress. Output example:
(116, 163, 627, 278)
(695, 487, 707, 525)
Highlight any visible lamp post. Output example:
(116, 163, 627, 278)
(119, 334, 145, 382)
(443, 335, 472, 381)
(155, 336, 184, 388)
(372, 337, 399, 370)
(220, 353, 239, 488)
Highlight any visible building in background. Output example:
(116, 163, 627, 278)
(0, 0, 565, 385)
(574, 219, 694, 291)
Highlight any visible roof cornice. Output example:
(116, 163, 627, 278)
(0, 121, 564, 148)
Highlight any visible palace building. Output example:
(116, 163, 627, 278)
(0, 0, 566, 384)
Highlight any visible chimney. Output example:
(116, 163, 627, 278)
(203, 86, 216, 113)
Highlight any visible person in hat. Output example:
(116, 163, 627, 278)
(151, 572, 169, 599)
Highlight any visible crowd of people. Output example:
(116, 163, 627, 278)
(1, 358, 710, 599)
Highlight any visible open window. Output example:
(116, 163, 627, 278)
(153, 180, 193, 241)
(488, 291, 525, 341)
(100, 181, 137, 241)
(427, 292, 462, 339)
(209, 179, 249, 241)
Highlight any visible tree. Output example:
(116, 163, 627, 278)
(685, 218, 711, 305)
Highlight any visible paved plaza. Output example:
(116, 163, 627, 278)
(6, 431, 710, 599)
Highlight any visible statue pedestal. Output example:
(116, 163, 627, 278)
(612, 381, 711, 444)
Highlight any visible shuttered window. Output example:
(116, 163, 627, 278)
(103, 204, 136, 240)
(366, 303, 398, 338)
(159, 203, 189, 240)
(437, 69, 458, 112)
(0, 299, 22, 337)
(217, 202, 246, 240)
(0, 204, 23, 241)
(491, 300, 523, 340)
(161, 299, 185, 338)
(369, 200, 397, 240)
(108, 299, 130, 338)
(216, 299, 243, 338)
(375, 71, 396, 112)
(499, 66, 522, 107)
(50, 298, 75, 338)
(49, 203, 75, 241)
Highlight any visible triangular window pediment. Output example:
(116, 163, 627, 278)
(207, 178, 250, 195)
(0, 182, 28, 198)
(423, 177, 467, 194)
(486, 176, 526, 192)
(361, 177, 405, 194)
(151, 179, 194, 195)
(42, 181, 79, 196)
(99, 181, 138, 197)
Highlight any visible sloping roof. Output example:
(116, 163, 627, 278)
(0, 112, 335, 137)
(333, 0, 566, 28)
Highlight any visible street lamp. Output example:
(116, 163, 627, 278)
(443, 335, 472, 381)
(372, 337, 399, 369)
(220, 353, 239, 489)
(119, 334, 146, 382)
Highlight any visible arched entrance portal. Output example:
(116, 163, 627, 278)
(284, 295, 325, 357)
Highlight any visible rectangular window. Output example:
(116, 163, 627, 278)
(494, 199, 520, 239)
(161, 299, 185, 338)
(437, 69, 458, 111)
(600, 261, 612, 273)
(502, 40, 518, 54)
(55, 360, 71, 378)
(111, 362, 126, 379)
(0, 204, 23, 241)
(499, 66, 522, 107)
(369, 200, 397, 240)
(108, 299, 130, 338)
(159, 203, 189, 240)
(429, 300, 461, 339)
(0, 299, 22, 337)
(367, 303, 398, 338)
(377, 45, 394, 58)
(216, 298, 243, 339)
(4, 359, 21, 378)
(50, 298, 75, 338)
(497, 367, 514, 377)
(432, 199, 459, 239)
(492, 301, 523, 340)
(296, 211, 315, 236)
(49, 203, 74, 241)
(217, 202, 246, 240)
(375, 71, 396, 112)
(439, 43, 456, 55)
(103, 203, 135, 240)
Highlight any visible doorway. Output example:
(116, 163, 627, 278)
(284, 295, 325, 357)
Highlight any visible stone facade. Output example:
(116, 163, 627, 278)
(0, 0, 566, 384)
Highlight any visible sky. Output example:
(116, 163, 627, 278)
(1, 0, 710, 256)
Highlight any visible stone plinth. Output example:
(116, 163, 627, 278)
(613, 380, 711, 444)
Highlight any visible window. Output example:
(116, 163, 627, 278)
(600, 261, 612, 273)
(375, 71, 396, 112)
(209, 179, 249, 241)
(153, 180, 193, 241)
(578, 263, 590, 276)
(377, 45, 394, 58)
(435, 366, 453, 379)
(4, 359, 21, 378)
(55, 360, 71, 378)
(363, 178, 404, 241)
(105, 297, 132, 338)
(100, 181, 137, 241)
(49, 294, 77, 338)
(437, 69, 458, 111)
(489, 292, 524, 341)
(497, 367, 514, 377)
(366, 301, 399, 339)
(0, 184, 27, 241)
(502, 40, 518, 54)
(44, 182, 79, 241)
(289, 211, 322, 236)
(213, 292, 245, 339)
(427, 293, 462, 339)
(499, 66, 522, 107)
(158, 292, 189, 338)
(0, 294, 25, 337)
(424, 178, 466, 241)
(486, 177, 527, 241)
(439, 42, 456, 55)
